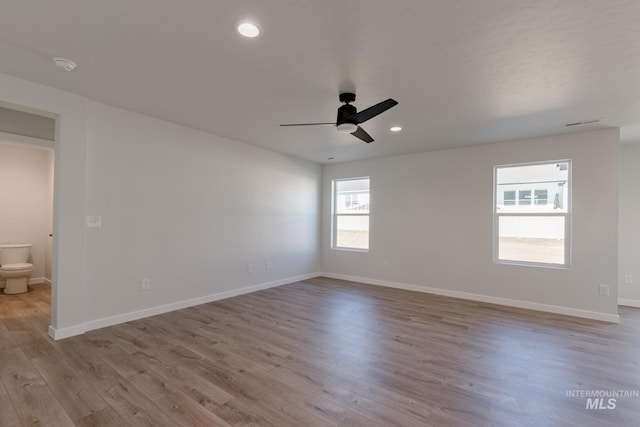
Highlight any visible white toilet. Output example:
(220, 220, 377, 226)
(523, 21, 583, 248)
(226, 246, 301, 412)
(0, 244, 34, 294)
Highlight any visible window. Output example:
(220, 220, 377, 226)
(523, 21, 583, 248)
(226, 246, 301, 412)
(332, 177, 370, 251)
(494, 161, 571, 267)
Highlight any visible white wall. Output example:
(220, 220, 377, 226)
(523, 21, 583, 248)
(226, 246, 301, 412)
(84, 102, 321, 321)
(619, 143, 640, 306)
(0, 143, 53, 284)
(0, 72, 321, 338)
(322, 129, 620, 321)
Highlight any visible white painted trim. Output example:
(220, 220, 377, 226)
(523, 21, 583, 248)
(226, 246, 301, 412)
(49, 324, 85, 340)
(0, 131, 54, 150)
(48, 272, 321, 340)
(0, 277, 47, 288)
(321, 272, 620, 323)
(619, 298, 640, 308)
(43, 277, 52, 286)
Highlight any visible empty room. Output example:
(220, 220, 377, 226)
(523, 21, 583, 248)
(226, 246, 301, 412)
(1, 1, 639, 426)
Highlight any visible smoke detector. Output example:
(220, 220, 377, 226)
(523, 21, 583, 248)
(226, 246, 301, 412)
(53, 57, 77, 71)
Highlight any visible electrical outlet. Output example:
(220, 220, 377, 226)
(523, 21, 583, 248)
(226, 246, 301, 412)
(599, 284, 610, 296)
(265, 261, 271, 271)
(140, 278, 150, 290)
(247, 263, 254, 273)
(624, 274, 633, 284)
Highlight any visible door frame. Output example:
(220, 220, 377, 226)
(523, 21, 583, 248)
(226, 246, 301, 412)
(0, 73, 89, 338)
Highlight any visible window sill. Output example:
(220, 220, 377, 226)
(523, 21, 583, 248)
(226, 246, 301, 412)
(331, 247, 369, 253)
(495, 260, 571, 270)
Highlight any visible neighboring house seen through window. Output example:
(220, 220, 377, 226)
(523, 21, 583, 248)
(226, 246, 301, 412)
(504, 190, 516, 206)
(494, 161, 571, 267)
(332, 177, 370, 251)
(535, 189, 548, 205)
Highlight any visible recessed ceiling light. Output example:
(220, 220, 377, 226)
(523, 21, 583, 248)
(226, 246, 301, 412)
(53, 57, 77, 71)
(390, 126, 402, 132)
(237, 21, 260, 38)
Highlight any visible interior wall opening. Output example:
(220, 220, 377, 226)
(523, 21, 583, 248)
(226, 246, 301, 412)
(0, 106, 55, 334)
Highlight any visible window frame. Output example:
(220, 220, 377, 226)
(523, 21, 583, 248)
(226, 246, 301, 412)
(331, 176, 370, 252)
(493, 160, 572, 269)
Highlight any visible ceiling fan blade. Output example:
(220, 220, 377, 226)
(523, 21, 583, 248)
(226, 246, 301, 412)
(279, 122, 335, 127)
(351, 126, 374, 143)
(353, 98, 398, 124)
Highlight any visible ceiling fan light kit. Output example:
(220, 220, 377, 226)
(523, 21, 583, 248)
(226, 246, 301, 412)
(280, 92, 398, 143)
(337, 123, 358, 133)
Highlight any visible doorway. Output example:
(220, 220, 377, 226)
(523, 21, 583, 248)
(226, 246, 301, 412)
(0, 109, 55, 333)
(0, 74, 88, 340)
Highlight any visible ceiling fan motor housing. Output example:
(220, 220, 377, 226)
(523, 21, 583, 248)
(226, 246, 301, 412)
(337, 92, 358, 126)
(337, 103, 357, 125)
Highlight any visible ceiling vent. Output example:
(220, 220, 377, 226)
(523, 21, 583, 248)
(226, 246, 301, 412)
(565, 119, 601, 127)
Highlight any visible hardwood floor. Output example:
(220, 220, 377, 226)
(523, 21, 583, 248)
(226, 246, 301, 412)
(1, 278, 639, 426)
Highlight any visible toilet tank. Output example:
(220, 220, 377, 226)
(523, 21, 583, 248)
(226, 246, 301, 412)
(0, 244, 32, 265)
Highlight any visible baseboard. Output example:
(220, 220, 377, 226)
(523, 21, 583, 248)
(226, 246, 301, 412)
(619, 298, 640, 308)
(321, 272, 620, 324)
(43, 277, 52, 286)
(48, 272, 322, 340)
(49, 324, 86, 340)
(1, 277, 47, 288)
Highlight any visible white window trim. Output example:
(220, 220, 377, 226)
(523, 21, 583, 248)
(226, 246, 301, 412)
(331, 177, 370, 252)
(493, 160, 572, 269)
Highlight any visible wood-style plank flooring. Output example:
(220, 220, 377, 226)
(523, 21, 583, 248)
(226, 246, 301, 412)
(1, 278, 639, 426)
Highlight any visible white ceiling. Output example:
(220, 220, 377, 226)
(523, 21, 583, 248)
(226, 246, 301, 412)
(1, 1, 639, 164)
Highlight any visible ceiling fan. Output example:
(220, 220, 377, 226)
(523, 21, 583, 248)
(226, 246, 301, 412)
(280, 93, 398, 143)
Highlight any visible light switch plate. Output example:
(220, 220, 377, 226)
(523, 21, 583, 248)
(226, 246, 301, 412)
(86, 215, 102, 228)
